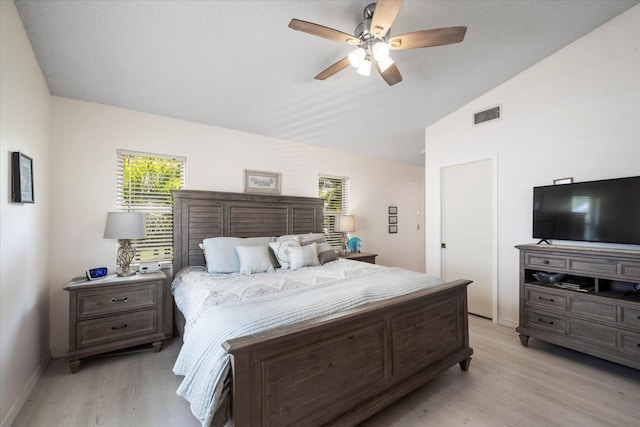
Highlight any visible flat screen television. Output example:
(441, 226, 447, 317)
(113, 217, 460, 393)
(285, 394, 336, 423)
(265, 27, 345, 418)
(533, 176, 640, 245)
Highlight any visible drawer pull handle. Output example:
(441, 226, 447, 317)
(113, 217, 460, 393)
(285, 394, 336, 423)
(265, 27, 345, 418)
(538, 318, 554, 325)
(538, 296, 555, 302)
(543, 260, 549, 265)
(111, 297, 128, 303)
(111, 324, 128, 330)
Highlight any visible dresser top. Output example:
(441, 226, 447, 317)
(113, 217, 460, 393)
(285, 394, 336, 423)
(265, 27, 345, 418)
(516, 243, 640, 258)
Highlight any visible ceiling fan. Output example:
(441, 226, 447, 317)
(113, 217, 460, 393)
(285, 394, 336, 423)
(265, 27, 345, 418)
(288, 0, 467, 86)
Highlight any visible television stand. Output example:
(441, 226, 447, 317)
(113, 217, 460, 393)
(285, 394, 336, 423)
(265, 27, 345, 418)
(516, 244, 640, 369)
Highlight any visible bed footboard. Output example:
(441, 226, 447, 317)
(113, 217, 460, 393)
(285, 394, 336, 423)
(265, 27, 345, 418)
(224, 279, 472, 426)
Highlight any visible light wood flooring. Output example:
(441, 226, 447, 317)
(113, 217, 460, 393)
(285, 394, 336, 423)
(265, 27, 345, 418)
(13, 316, 640, 426)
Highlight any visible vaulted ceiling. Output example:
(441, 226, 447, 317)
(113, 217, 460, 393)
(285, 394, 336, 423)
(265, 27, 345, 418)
(15, 0, 639, 165)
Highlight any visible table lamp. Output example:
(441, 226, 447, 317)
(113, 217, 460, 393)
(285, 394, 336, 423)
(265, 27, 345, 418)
(335, 214, 356, 255)
(104, 212, 147, 277)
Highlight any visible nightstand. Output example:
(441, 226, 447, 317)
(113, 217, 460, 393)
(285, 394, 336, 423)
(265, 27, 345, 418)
(341, 252, 378, 264)
(64, 271, 172, 373)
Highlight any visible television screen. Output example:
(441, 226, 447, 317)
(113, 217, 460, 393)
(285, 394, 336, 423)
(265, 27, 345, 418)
(533, 176, 640, 245)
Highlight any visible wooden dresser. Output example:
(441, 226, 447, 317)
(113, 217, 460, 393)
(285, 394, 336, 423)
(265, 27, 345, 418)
(64, 271, 172, 373)
(516, 244, 640, 369)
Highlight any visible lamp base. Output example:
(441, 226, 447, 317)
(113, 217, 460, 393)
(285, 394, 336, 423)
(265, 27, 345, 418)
(117, 270, 137, 277)
(116, 239, 137, 278)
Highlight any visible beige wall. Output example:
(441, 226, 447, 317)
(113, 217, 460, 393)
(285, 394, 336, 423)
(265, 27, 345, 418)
(424, 5, 640, 327)
(48, 97, 426, 356)
(0, 2, 52, 425)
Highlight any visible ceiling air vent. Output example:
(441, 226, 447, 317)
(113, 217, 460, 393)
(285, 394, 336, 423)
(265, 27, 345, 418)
(473, 105, 501, 126)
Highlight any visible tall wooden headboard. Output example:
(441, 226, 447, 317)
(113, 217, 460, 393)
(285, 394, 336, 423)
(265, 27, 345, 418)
(172, 190, 324, 272)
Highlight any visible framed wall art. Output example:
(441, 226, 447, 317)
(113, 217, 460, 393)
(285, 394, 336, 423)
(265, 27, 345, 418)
(244, 169, 281, 194)
(389, 225, 398, 234)
(389, 215, 397, 224)
(12, 152, 34, 203)
(388, 206, 397, 215)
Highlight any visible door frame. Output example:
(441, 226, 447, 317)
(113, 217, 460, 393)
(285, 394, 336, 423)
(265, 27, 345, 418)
(434, 154, 498, 322)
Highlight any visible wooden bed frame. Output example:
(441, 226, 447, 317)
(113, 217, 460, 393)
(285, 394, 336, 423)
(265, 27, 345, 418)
(172, 189, 473, 426)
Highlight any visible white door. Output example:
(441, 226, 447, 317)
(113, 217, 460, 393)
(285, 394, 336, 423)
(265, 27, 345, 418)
(441, 159, 494, 319)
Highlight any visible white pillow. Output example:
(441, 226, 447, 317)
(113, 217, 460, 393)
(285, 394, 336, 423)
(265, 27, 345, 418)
(235, 245, 275, 275)
(268, 238, 301, 269)
(289, 243, 320, 270)
(202, 236, 274, 273)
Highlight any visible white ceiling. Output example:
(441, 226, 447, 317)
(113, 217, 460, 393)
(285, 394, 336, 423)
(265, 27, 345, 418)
(14, 0, 639, 166)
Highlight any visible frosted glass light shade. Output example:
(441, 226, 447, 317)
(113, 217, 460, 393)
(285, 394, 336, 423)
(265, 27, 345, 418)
(372, 42, 390, 61)
(348, 48, 366, 68)
(377, 56, 395, 73)
(356, 59, 372, 76)
(103, 212, 147, 239)
(335, 215, 356, 232)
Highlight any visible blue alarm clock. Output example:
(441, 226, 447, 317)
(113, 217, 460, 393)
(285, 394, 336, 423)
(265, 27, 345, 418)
(347, 237, 363, 253)
(86, 267, 108, 280)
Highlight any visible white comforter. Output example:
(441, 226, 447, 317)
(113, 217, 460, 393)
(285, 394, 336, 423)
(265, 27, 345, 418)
(172, 260, 443, 426)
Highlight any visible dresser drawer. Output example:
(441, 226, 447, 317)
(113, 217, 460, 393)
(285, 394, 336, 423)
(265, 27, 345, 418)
(568, 257, 616, 276)
(525, 286, 566, 310)
(525, 309, 565, 334)
(568, 296, 616, 322)
(620, 306, 640, 328)
(76, 310, 158, 348)
(619, 332, 640, 356)
(619, 261, 640, 281)
(525, 254, 566, 270)
(568, 319, 617, 349)
(77, 282, 158, 318)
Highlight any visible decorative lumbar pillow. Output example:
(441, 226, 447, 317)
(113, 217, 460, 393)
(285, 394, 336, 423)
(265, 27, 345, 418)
(289, 243, 320, 270)
(202, 236, 274, 273)
(317, 242, 339, 265)
(268, 238, 301, 269)
(235, 245, 274, 275)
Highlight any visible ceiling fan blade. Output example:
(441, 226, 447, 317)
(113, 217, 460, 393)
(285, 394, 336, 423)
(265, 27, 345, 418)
(289, 19, 360, 45)
(370, 0, 404, 39)
(374, 58, 403, 86)
(389, 26, 467, 50)
(315, 57, 351, 80)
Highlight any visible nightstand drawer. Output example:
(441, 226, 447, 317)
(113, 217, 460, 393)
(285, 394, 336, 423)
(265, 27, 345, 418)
(77, 283, 158, 318)
(76, 310, 158, 348)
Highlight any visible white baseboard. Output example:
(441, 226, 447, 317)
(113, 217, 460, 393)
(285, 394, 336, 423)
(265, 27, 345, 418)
(0, 351, 51, 427)
(497, 317, 518, 329)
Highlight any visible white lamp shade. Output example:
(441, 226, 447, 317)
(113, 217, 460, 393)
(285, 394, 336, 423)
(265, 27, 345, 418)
(104, 212, 147, 239)
(335, 215, 356, 233)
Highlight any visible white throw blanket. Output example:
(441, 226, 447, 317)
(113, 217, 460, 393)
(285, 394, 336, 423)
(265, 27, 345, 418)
(173, 266, 444, 426)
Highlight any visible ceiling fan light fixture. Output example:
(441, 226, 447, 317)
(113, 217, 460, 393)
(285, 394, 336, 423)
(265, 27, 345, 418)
(348, 47, 366, 68)
(372, 41, 390, 61)
(356, 56, 372, 76)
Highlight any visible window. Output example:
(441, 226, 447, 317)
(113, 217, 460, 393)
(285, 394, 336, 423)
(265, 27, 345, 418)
(318, 175, 350, 248)
(117, 150, 185, 262)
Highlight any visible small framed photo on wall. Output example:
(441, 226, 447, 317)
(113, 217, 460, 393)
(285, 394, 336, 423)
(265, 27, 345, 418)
(388, 206, 397, 215)
(11, 152, 34, 203)
(389, 215, 397, 224)
(389, 225, 398, 234)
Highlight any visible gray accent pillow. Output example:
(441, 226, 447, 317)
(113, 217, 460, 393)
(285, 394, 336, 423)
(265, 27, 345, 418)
(317, 242, 339, 265)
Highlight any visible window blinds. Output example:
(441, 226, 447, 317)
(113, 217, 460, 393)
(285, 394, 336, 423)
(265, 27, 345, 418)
(318, 175, 350, 248)
(116, 149, 185, 262)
